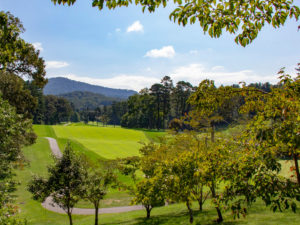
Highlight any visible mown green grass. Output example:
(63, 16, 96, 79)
(33, 124, 57, 138)
(14, 138, 300, 225)
(52, 125, 149, 159)
(32, 124, 138, 208)
(14, 125, 300, 225)
(142, 130, 166, 143)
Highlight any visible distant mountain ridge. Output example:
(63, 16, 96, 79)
(44, 77, 137, 99)
(59, 91, 121, 110)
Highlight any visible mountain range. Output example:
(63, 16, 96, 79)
(44, 77, 137, 99)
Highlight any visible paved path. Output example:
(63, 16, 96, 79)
(43, 137, 143, 215)
(45, 137, 62, 158)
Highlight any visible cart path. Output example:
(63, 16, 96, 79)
(43, 137, 143, 215)
(45, 137, 62, 158)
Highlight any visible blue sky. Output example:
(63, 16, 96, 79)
(1, 0, 299, 91)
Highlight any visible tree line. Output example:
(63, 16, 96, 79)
(120, 68, 300, 224)
(60, 75, 276, 131)
(0, 11, 47, 224)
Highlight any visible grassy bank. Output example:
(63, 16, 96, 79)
(13, 124, 300, 224)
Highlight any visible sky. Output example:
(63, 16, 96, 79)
(1, 0, 300, 91)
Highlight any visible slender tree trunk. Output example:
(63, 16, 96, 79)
(198, 199, 203, 212)
(211, 124, 215, 143)
(146, 206, 152, 218)
(186, 200, 193, 224)
(210, 184, 223, 223)
(216, 207, 223, 223)
(94, 205, 99, 225)
(157, 96, 160, 130)
(198, 186, 203, 211)
(293, 153, 300, 185)
(67, 208, 73, 225)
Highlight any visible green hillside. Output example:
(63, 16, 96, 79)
(11, 124, 299, 225)
(59, 91, 121, 110)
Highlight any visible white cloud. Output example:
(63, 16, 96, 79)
(115, 28, 121, 32)
(145, 46, 175, 58)
(48, 74, 159, 91)
(170, 64, 277, 86)
(46, 61, 69, 69)
(127, 21, 144, 33)
(32, 42, 43, 52)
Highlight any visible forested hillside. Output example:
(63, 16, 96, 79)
(44, 77, 137, 99)
(59, 91, 121, 110)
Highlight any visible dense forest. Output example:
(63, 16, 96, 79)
(59, 91, 121, 110)
(3, 73, 276, 128)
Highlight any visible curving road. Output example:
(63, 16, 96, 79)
(43, 137, 143, 215)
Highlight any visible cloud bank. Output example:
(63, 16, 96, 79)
(47, 64, 282, 91)
(46, 61, 69, 69)
(169, 64, 277, 87)
(48, 74, 159, 91)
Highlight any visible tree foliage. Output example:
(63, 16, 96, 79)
(132, 177, 165, 219)
(81, 168, 117, 225)
(51, 0, 299, 47)
(0, 11, 46, 87)
(0, 72, 37, 119)
(0, 96, 34, 224)
(239, 65, 300, 184)
(28, 144, 86, 225)
(43, 95, 73, 124)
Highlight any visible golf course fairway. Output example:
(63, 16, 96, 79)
(52, 125, 148, 159)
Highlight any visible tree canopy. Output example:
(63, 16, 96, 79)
(0, 95, 35, 224)
(51, 0, 299, 47)
(28, 144, 86, 225)
(0, 11, 47, 87)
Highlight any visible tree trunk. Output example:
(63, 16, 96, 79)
(198, 199, 203, 211)
(186, 200, 193, 224)
(146, 206, 152, 218)
(216, 207, 223, 223)
(67, 208, 73, 225)
(293, 153, 300, 185)
(205, 136, 208, 149)
(157, 97, 160, 130)
(210, 184, 223, 223)
(94, 205, 99, 225)
(211, 124, 215, 143)
(198, 186, 203, 211)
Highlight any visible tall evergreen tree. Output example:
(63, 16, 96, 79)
(150, 83, 164, 130)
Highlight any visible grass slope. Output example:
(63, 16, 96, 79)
(33, 124, 57, 138)
(14, 125, 300, 224)
(52, 125, 148, 159)
(32, 124, 140, 208)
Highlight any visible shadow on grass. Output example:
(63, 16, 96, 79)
(101, 209, 246, 225)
